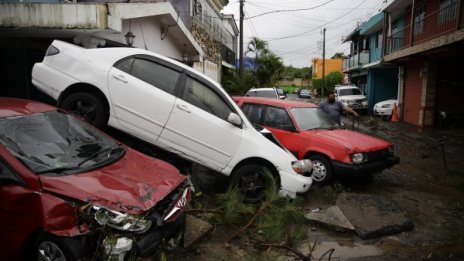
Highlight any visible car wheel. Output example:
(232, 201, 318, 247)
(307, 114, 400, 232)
(36, 232, 84, 261)
(308, 155, 333, 185)
(230, 163, 276, 204)
(61, 92, 107, 128)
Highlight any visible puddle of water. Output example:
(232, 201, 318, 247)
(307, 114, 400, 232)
(297, 240, 382, 260)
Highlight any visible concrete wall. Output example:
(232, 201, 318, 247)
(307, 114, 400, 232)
(312, 58, 343, 78)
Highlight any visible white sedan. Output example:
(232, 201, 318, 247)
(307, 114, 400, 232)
(32, 40, 313, 202)
(373, 99, 398, 119)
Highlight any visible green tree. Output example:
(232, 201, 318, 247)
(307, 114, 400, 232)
(222, 70, 257, 95)
(324, 71, 344, 92)
(256, 53, 284, 86)
(331, 52, 346, 59)
(246, 37, 269, 68)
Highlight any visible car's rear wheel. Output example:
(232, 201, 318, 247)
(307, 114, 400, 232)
(60, 92, 107, 128)
(36, 232, 84, 261)
(308, 154, 333, 185)
(230, 163, 276, 204)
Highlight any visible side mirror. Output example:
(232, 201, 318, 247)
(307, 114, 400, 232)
(227, 112, 242, 127)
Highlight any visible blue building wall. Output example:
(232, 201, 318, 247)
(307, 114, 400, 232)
(368, 34, 383, 63)
(367, 67, 398, 110)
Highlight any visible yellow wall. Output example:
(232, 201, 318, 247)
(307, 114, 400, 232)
(312, 58, 343, 78)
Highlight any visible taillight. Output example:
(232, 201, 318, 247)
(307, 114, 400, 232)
(163, 187, 191, 223)
(45, 45, 60, 56)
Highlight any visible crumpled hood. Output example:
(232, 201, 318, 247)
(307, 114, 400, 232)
(39, 148, 186, 214)
(304, 129, 391, 152)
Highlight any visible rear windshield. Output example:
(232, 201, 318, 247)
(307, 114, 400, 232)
(0, 111, 124, 174)
(247, 90, 277, 98)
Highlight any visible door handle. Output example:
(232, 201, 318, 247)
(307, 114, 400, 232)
(112, 74, 128, 83)
(176, 104, 191, 113)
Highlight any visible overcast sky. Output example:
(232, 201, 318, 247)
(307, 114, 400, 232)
(222, 0, 390, 68)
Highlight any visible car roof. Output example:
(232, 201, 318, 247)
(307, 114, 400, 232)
(0, 97, 56, 118)
(235, 96, 317, 108)
(247, 87, 276, 92)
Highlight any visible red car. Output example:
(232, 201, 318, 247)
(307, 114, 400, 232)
(234, 97, 400, 184)
(0, 98, 190, 260)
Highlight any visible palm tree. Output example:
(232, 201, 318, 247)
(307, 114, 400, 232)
(246, 37, 269, 70)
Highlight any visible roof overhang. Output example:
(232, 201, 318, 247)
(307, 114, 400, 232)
(0, 2, 202, 59)
(360, 13, 383, 35)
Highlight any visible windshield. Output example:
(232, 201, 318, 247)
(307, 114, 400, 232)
(291, 107, 335, 130)
(339, 88, 361, 96)
(0, 111, 124, 174)
(247, 90, 276, 98)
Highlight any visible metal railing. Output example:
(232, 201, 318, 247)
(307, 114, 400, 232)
(386, 1, 461, 55)
(343, 50, 370, 71)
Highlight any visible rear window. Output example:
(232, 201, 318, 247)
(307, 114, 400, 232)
(246, 90, 277, 98)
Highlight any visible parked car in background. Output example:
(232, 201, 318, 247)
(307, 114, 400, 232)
(298, 89, 311, 99)
(234, 97, 400, 184)
(334, 85, 368, 113)
(374, 99, 398, 120)
(32, 40, 313, 202)
(246, 87, 285, 99)
(0, 97, 191, 260)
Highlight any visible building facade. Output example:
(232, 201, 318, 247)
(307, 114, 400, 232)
(383, 0, 464, 127)
(312, 58, 343, 79)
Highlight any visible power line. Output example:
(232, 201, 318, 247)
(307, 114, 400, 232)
(245, 0, 338, 19)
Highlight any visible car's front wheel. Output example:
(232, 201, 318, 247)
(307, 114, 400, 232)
(230, 163, 276, 203)
(60, 92, 107, 128)
(308, 154, 333, 185)
(36, 232, 85, 261)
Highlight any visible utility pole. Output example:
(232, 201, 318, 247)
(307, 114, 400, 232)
(322, 28, 326, 97)
(239, 0, 244, 77)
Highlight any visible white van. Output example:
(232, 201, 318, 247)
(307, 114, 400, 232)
(32, 40, 312, 202)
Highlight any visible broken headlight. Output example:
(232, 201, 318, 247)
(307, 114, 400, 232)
(92, 206, 152, 233)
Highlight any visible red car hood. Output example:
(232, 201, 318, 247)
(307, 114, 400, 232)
(304, 129, 391, 152)
(39, 148, 185, 214)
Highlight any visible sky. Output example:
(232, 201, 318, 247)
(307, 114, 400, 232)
(222, 0, 391, 68)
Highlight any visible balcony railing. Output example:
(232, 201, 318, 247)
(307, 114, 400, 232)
(386, 1, 461, 55)
(343, 50, 370, 71)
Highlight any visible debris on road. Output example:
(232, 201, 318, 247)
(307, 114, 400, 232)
(304, 206, 355, 232)
(184, 215, 213, 249)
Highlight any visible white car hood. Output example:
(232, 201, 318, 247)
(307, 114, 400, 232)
(339, 95, 365, 100)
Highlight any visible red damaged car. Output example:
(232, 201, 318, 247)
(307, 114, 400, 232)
(0, 98, 190, 260)
(234, 97, 400, 184)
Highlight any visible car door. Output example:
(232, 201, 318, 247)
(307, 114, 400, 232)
(159, 74, 242, 171)
(261, 106, 300, 156)
(108, 56, 182, 142)
(0, 158, 39, 258)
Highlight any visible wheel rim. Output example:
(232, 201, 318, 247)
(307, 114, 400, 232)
(237, 171, 266, 201)
(312, 160, 327, 182)
(67, 100, 97, 122)
(38, 241, 66, 261)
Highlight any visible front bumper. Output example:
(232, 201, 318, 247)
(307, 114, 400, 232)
(278, 170, 313, 198)
(332, 156, 400, 176)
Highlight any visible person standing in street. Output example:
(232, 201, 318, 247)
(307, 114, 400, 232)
(319, 92, 358, 125)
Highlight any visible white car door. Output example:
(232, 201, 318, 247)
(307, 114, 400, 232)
(108, 56, 181, 142)
(159, 74, 242, 171)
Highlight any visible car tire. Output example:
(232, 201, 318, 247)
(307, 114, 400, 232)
(36, 232, 85, 261)
(230, 163, 276, 204)
(60, 92, 107, 128)
(308, 154, 333, 185)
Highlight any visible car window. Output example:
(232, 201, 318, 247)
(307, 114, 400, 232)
(182, 76, 233, 121)
(0, 159, 22, 184)
(130, 58, 180, 95)
(114, 57, 134, 73)
(263, 106, 295, 130)
(243, 103, 264, 125)
(339, 88, 361, 96)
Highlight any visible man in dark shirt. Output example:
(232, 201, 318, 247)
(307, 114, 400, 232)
(319, 92, 358, 125)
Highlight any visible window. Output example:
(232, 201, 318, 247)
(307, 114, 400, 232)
(414, 5, 426, 35)
(114, 58, 134, 73)
(131, 58, 180, 95)
(438, 0, 457, 24)
(376, 30, 383, 49)
(0, 159, 22, 184)
(263, 106, 295, 131)
(242, 103, 264, 125)
(183, 76, 233, 121)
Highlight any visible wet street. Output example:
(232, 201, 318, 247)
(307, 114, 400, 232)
(109, 101, 464, 260)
